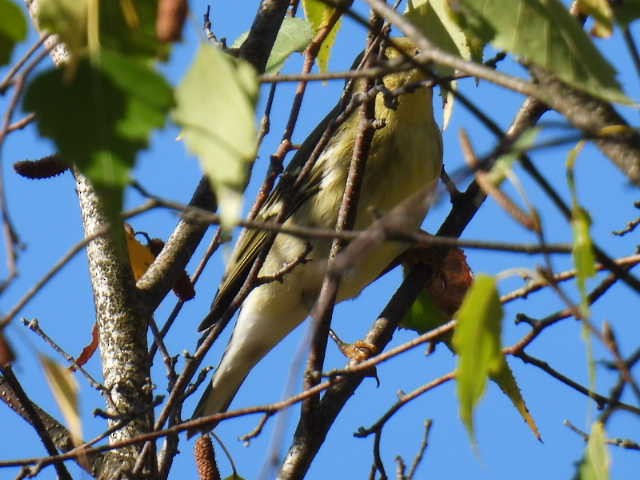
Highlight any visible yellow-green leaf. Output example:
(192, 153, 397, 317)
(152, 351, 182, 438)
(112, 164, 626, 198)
(566, 142, 596, 316)
(491, 359, 541, 441)
(302, 0, 342, 73)
(572, 207, 596, 314)
(452, 274, 504, 441)
(40, 355, 82, 444)
(453, 0, 629, 104)
(173, 44, 259, 227)
(406, 0, 474, 72)
(578, 422, 610, 480)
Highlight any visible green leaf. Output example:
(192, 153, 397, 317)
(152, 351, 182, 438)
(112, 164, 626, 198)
(40, 355, 82, 444)
(233, 17, 313, 74)
(265, 17, 313, 73)
(406, 0, 474, 71)
(452, 274, 504, 441)
(173, 44, 259, 227)
(403, 268, 541, 441)
(302, 0, 342, 72)
(491, 359, 541, 441)
(0, 0, 27, 67)
(405, 1, 474, 124)
(577, 422, 610, 480)
(37, 0, 88, 58)
(401, 290, 450, 335)
(24, 51, 173, 222)
(453, 0, 629, 104)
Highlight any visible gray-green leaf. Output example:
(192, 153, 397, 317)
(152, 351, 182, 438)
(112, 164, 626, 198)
(234, 17, 312, 74)
(173, 44, 259, 227)
(453, 0, 629, 104)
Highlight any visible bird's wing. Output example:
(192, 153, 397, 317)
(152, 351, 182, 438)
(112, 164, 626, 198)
(198, 105, 342, 331)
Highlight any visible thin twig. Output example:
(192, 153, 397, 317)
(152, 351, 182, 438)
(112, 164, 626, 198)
(1, 230, 105, 328)
(459, 129, 537, 231)
(0, 200, 158, 328)
(514, 352, 640, 414)
(564, 420, 640, 451)
(0, 34, 48, 92)
(302, 25, 383, 429)
(22, 318, 105, 391)
(356, 374, 454, 438)
(149, 228, 223, 363)
(501, 254, 640, 304)
(126, 189, 577, 255)
(407, 420, 433, 480)
(6, 113, 35, 132)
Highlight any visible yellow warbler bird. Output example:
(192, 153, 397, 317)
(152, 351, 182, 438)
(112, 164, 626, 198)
(193, 38, 443, 421)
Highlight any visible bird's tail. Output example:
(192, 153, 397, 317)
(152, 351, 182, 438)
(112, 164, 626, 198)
(191, 305, 299, 432)
(191, 344, 253, 420)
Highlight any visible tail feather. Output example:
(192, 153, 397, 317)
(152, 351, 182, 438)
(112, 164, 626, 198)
(191, 303, 306, 432)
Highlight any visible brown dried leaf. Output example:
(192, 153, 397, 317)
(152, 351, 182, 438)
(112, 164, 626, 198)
(72, 322, 99, 371)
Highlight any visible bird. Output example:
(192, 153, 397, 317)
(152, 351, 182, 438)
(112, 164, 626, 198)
(192, 37, 443, 424)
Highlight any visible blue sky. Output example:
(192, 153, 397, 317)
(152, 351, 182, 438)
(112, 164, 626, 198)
(1, 1, 639, 479)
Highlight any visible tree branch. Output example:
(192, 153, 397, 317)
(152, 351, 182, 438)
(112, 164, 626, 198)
(530, 66, 640, 185)
(75, 174, 156, 477)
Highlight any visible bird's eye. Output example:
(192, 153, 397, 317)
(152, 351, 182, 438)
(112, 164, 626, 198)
(413, 48, 420, 56)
